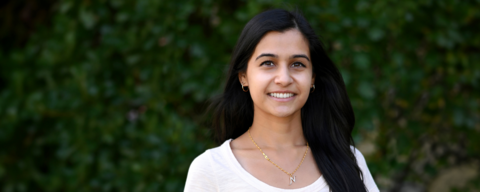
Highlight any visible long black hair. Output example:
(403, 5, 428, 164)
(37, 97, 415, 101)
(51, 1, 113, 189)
(209, 9, 367, 192)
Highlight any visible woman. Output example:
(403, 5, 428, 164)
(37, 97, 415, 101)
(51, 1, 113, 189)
(185, 9, 379, 192)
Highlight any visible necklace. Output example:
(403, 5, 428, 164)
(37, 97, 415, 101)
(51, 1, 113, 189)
(248, 129, 309, 185)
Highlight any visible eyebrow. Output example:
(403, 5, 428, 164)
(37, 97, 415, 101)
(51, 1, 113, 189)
(255, 53, 310, 61)
(292, 54, 310, 61)
(255, 53, 277, 60)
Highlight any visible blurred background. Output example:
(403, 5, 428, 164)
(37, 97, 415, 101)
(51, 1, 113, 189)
(1, 0, 479, 191)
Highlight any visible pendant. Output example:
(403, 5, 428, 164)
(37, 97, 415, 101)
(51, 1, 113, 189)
(289, 175, 296, 185)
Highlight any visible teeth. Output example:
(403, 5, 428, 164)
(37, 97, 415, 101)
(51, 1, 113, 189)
(270, 93, 294, 98)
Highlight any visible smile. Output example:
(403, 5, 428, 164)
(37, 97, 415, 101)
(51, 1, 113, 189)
(268, 93, 296, 99)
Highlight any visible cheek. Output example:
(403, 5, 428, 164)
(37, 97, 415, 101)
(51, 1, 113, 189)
(248, 73, 270, 99)
(295, 73, 313, 91)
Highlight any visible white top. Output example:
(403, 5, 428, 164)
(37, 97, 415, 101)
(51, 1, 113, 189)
(185, 139, 379, 192)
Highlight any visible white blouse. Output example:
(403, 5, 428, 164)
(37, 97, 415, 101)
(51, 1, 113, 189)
(185, 139, 379, 192)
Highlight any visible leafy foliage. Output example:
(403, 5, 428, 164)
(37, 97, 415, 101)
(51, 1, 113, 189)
(1, 0, 479, 191)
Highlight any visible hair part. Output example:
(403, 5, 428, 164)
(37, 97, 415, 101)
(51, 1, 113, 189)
(208, 9, 367, 192)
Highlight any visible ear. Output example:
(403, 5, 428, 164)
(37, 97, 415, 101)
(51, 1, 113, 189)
(238, 71, 248, 86)
(311, 73, 316, 87)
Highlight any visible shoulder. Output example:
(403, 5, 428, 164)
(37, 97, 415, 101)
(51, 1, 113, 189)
(188, 143, 226, 173)
(350, 146, 380, 192)
(350, 146, 367, 164)
(189, 150, 213, 170)
(185, 141, 230, 192)
(185, 150, 217, 192)
(348, 145, 370, 173)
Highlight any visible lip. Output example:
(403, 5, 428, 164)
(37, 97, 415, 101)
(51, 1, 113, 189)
(268, 90, 296, 94)
(267, 91, 297, 102)
(269, 95, 295, 102)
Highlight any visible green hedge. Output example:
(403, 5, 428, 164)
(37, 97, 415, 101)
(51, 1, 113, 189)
(1, 0, 479, 191)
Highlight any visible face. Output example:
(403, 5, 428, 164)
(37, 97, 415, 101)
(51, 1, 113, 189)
(239, 29, 315, 117)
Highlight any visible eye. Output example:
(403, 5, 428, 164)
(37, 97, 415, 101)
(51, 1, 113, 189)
(292, 62, 306, 68)
(260, 61, 274, 66)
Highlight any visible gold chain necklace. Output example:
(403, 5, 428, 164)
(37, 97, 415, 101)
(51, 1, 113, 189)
(248, 129, 309, 185)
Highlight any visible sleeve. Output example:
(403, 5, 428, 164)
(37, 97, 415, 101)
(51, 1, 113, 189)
(184, 150, 218, 192)
(353, 147, 380, 192)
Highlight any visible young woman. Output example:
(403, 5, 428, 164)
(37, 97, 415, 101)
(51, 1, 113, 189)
(185, 9, 379, 192)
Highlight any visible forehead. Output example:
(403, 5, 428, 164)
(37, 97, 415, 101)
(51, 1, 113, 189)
(251, 29, 310, 59)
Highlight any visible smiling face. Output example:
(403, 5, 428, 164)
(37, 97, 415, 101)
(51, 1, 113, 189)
(239, 29, 315, 118)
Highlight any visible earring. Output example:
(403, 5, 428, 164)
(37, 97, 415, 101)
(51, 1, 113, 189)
(310, 84, 315, 93)
(242, 84, 248, 92)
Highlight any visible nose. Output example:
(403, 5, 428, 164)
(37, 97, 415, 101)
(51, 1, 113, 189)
(274, 64, 293, 86)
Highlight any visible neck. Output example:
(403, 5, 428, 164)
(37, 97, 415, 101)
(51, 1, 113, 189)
(249, 109, 306, 149)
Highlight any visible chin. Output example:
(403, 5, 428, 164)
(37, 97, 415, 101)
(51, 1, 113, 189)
(270, 110, 298, 117)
